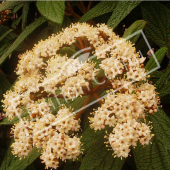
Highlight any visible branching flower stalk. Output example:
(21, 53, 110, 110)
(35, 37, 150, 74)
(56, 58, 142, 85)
(2, 23, 159, 169)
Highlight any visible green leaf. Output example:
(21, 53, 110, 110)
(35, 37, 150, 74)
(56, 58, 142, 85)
(150, 71, 163, 79)
(13, 147, 40, 170)
(80, 127, 125, 170)
(36, 1, 65, 25)
(145, 47, 168, 71)
(107, 1, 141, 29)
(50, 95, 88, 114)
(12, 3, 24, 14)
(141, 2, 170, 58)
(1, 145, 41, 170)
(0, 139, 17, 170)
(0, 29, 14, 42)
(0, 108, 29, 125)
(60, 46, 76, 57)
(0, 1, 25, 12)
(133, 109, 170, 170)
(63, 160, 81, 170)
(34, 25, 59, 42)
(123, 20, 147, 44)
(11, 16, 22, 29)
(79, 1, 118, 22)
(0, 16, 47, 66)
(156, 65, 170, 95)
(0, 26, 17, 43)
(22, 2, 30, 30)
(81, 127, 105, 152)
(25, 163, 37, 170)
(0, 41, 13, 56)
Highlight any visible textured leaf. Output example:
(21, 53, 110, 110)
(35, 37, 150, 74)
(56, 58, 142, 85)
(107, 1, 141, 29)
(8, 147, 40, 170)
(141, 2, 170, 58)
(0, 109, 29, 125)
(1, 145, 41, 170)
(80, 127, 125, 170)
(81, 127, 105, 152)
(36, 1, 65, 24)
(50, 95, 88, 115)
(63, 160, 81, 170)
(145, 47, 168, 71)
(79, 1, 118, 22)
(150, 71, 163, 79)
(22, 2, 30, 30)
(0, 139, 17, 170)
(133, 109, 170, 170)
(0, 26, 17, 43)
(0, 17, 47, 66)
(0, 1, 25, 12)
(156, 65, 170, 95)
(34, 25, 60, 42)
(123, 20, 147, 43)
(60, 46, 76, 58)
(12, 3, 24, 14)
(11, 16, 22, 29)
(0, 41, 13, 56)
(142, 2, 170, 47)
(0, 29, 14, 42)
(25, 163, 37, 170)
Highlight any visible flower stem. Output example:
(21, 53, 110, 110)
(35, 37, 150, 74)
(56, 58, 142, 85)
(75, 95, 92, 119)
(92, 93, 104, 105)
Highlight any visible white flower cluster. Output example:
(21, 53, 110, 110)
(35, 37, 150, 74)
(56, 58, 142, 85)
(1, 23, 159, 165)
(90, 82, 158, 158)
(109, 120, 152, 158)
(11, 121, 33, 158)
(11, 107, 81, 169)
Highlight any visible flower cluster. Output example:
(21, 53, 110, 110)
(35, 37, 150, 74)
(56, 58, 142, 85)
(90, 85, 157, 158)
(11, 107, 81, 169)
(1, 23, 159, 167)
(108, 120, 152, 158)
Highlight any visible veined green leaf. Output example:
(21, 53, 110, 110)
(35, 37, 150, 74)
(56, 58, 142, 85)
(36, 1, 65, 25)
(12, 3, 24, 14)
(150, 71, 163, 79)
(25, 163, 37, 170)
(0, 16, 47, 66)
(1, 145, 41, 170)
(133, 109, 170, 170)
(0, 41, 13, 56)
(145, 47, 168, 71)
(80, 127, 125, 170)
(0, 29, 14, 42)
(79, 1, 118, 22)
(107, 1, 141, 29)
(0, 1, 25, 12)
(0, 109, 29, 125)
(141, 2, 170, 58)
(63, 160, 81, 170)
(11, 16, 22, 29)
(0, 139, 17, 170)
(123, 20, 147, 44)
(60, 46, 76, 58)
(22, 2, 30, 30)
(0, 25, 17, 43)
(141, 2, 170, 47)
(156, 65, 170, 95)
(81, 127, 105, 152)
